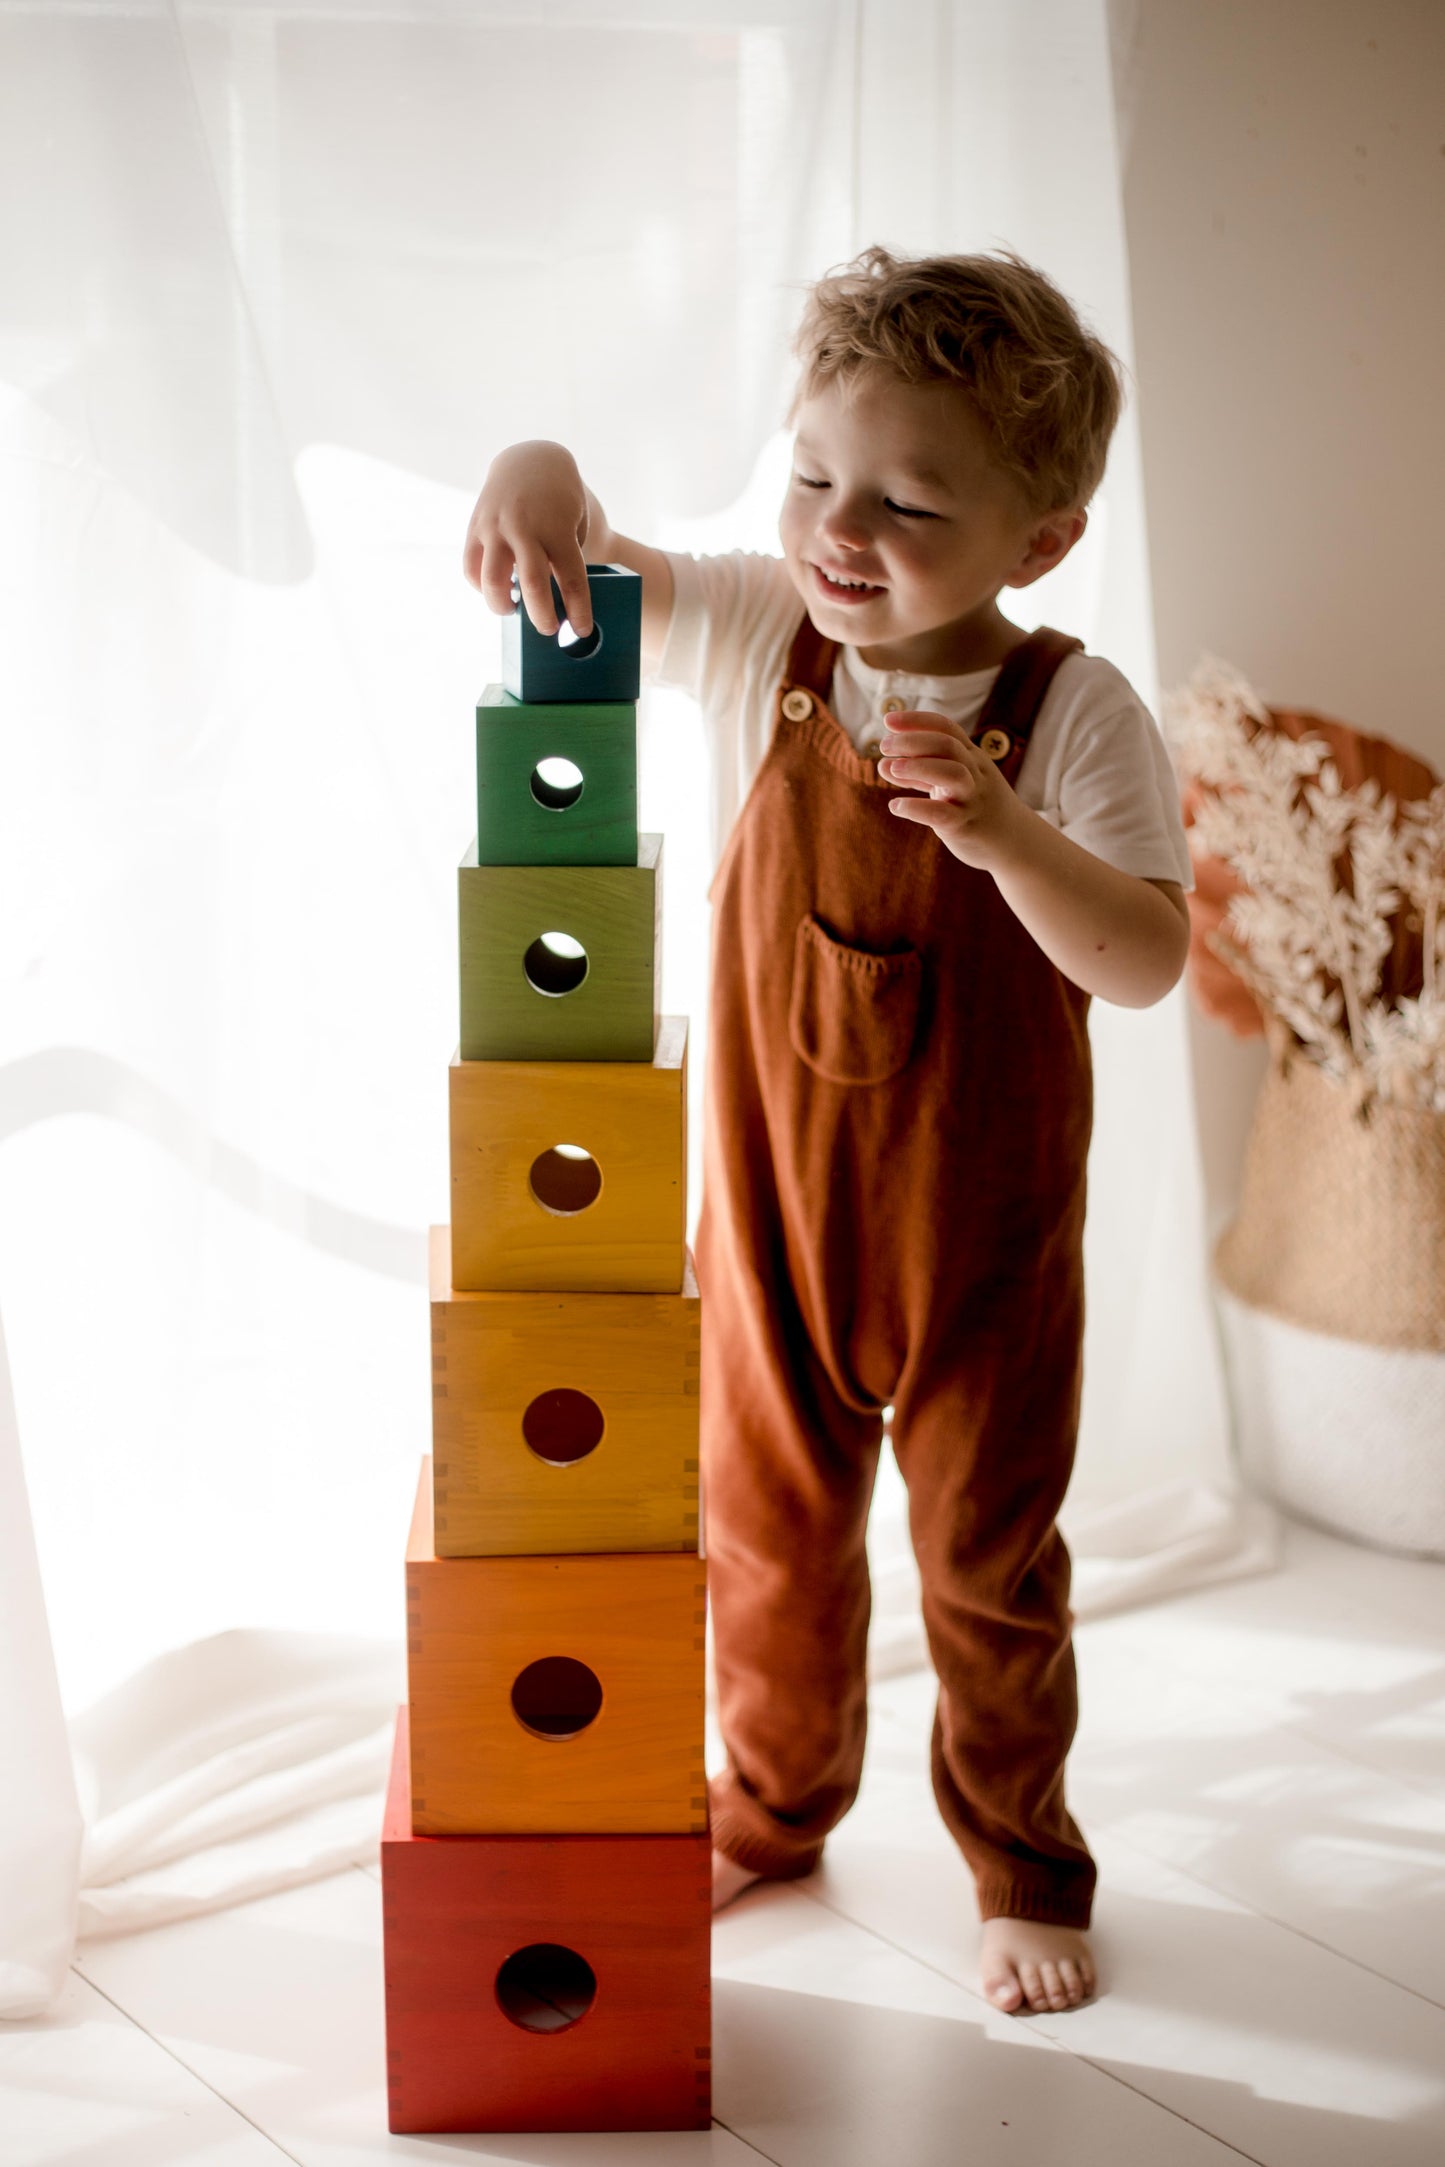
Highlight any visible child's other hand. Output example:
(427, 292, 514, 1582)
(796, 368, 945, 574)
(462, 440, 593, 638)
(879, 712, 1027, 872)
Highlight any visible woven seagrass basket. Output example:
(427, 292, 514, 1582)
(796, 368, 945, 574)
(1214, 1040, 1445, 1558)
(1167, 668, 1445, 1559)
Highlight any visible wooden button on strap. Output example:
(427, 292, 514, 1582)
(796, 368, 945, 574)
(781, 688, 814, 721)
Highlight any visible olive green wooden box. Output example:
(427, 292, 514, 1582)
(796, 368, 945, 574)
(458, 834, 661, 1062)
(476, 685, 637, 867)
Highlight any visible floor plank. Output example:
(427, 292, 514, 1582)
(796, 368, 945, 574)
(1278, 1522, 1445, 1646)
(873, 1599, 1445, 2008)
(712, 1883, 1257, 2166)
(1077, 1519, 1445, 1797)
(0, 1967, 289, 2167)
(798, 1720, 1445, 2167)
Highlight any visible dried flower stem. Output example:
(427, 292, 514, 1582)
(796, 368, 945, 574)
(1164, 656, 1445, 1112)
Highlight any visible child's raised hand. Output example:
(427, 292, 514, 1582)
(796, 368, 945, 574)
(462, 440, 594, 638)
(878, 711, 1027, 872)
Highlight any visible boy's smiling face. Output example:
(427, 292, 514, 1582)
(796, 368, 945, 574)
(779, 370, 1084, 676)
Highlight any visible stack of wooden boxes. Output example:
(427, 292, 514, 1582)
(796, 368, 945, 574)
(380, 567, 711, 2133)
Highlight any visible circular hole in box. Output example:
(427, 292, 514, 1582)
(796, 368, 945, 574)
(495, 1942, 597, 2033)
(529, 1145, 601, 1215)
(530, 756, 585, 811)
(523, 1388, 605, 1466)
(523, 931, 588, 998)
(558, 618, 603, 661)
(511, 1656, 603, 1740)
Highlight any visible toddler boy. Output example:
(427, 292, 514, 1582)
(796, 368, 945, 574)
(463, 246, 1192, 2017)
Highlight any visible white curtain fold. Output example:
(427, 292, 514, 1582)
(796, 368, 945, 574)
(0, 1310, 83, 2016)
(1, 0, 1270, 2001)
(73, 1630, 401, 1938)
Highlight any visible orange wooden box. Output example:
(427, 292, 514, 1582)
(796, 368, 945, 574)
(429, 1225, 700, 1557)
(382, 1710, 711, 2133)
(406, 1459, 707, 1836)
(448, 1014, 687, 1293)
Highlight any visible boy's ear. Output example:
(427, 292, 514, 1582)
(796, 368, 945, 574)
(1003, 506, 1088, 591)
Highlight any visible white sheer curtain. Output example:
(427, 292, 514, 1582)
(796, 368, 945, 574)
(0, 0, 1272, 2013)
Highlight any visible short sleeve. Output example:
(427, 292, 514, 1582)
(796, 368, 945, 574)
(653, 549, 804, 851)
(655, 549, 801, 705)
(1056, 707, 1193, 889)
(1025, 657, 1193, 891)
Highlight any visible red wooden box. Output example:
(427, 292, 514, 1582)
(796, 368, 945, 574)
(381, 1710, 711, 2133)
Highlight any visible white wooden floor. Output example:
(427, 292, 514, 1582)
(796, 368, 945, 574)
(4, 1515, 1443, 2167)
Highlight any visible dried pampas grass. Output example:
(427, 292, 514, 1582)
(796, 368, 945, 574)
(1164, 656, 1445, 1112)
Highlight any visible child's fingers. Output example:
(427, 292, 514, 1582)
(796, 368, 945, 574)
(879, 735, 974, 770)
(887, 794, 953, 829)
(469, 527, 593, 636)
(882, 724, 988, 763)
(879, 754, 976, 800)
(510, 543, 563, 636)
(554, 545, 594, 639)
(474, 536, 522, 618)
(881, 709, 975, 746)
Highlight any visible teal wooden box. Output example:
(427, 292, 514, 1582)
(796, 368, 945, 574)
(458, 835, 661, 1062)
(476, 686, 637, 867)
(502, 564, 642, 704)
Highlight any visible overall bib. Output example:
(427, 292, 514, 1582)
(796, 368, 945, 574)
(696, 612, 1097, 1928)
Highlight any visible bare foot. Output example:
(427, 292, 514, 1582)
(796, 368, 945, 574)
(712, 1848, 764, 1912)
(979, 1917, 1097, 2014)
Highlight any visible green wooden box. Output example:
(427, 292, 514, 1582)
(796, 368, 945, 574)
(476, 686, 638, 867)
(458, 835, 661, 1062)
(502, 563, 642, 703)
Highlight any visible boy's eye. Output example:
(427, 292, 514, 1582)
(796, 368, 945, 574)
(791, 473, 937, 517)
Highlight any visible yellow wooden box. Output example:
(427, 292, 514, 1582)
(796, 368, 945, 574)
(448, 1014, 688, 1294)
(430, 1225, 700, 1558)
(406, 1460, 707, 1836)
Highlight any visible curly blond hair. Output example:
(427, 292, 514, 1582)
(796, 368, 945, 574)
(789, 244, 1127, 516)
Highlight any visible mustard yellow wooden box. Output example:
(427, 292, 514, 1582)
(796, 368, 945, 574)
(449, 1014, 688, 1294)
(429, 1226, 699, 1558)
(405, 1461, 707, 1837)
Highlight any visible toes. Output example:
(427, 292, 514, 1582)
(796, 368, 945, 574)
(984, 1947, 1098, 2017)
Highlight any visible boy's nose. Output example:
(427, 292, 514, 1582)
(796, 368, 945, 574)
(820, 504, 873, 552)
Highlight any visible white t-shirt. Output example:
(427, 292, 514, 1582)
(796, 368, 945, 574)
(655, 549, 1193, 890)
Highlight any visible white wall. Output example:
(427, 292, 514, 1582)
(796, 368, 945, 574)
(1115, 0, 1445, 1224)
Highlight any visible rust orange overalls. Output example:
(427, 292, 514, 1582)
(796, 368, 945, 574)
(696, 612, 1097, 1928)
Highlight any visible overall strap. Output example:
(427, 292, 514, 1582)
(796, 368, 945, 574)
(972, 629, 1084, 788)
(783, 611, 841, 700)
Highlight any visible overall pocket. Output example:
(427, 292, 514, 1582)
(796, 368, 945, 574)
(788, 913, 923, 1086)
